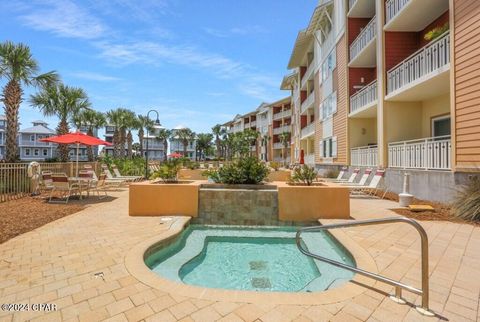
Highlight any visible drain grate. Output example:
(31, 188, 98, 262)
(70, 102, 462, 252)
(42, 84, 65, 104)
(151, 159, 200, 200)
(251, 277, 271, 289)
(249, 261, 267, 271)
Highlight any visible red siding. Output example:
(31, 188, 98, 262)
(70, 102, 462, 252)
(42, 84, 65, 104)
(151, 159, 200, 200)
(419, 10, 449, 47)
(348, 68, 377, 95)
(385, 32, 419, 70)
(300, 115, 307, 128)
(348, 18, 372, 46)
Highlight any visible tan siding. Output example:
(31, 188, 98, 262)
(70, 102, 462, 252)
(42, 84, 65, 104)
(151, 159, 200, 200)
(454, 0, 480, 168)
(333, 35, 348, 165)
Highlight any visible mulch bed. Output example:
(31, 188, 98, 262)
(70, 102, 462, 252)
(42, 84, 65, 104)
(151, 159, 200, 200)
(374, 190, 479, 226)
(0, 196, 86, 244)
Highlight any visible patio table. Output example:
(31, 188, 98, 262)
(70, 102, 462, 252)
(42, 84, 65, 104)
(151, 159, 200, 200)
(68, 177, 94, 199)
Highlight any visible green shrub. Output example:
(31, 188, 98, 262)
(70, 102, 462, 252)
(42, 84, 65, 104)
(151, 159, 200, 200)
(424, 22, 449, 42)
(452, 175, 480, 222)
(205, 157, 269, 184)
(150, 160, 181, 183)
(289, 165, 318, 186)
(102, 156, 145, 176)
(269, 161, 281, 171)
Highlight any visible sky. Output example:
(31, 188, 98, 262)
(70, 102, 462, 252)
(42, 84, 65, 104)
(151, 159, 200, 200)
(1, 0, 317, 139)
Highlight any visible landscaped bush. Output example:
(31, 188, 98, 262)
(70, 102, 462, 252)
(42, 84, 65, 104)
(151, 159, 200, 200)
(204, 157, 269, 184)
(269, 161, 281, 171)
(452, 175, 480, 222)
(150, 159, 181, 183)
(289, 165, 318, 186)
(102, 155, 145, 176)
(324, 168, 339, 179)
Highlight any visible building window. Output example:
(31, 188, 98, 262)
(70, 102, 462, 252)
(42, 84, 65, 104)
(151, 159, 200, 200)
(322, 48, 336, 81)
(43, 149, 48, 156)
(34, 149, 39, 156)
(25, 148, 30, 156)
(320, 137, 337, 158)
(432, 116, 451, 138)
(30, 135, 35, 141)
(320, 91, 337, 120)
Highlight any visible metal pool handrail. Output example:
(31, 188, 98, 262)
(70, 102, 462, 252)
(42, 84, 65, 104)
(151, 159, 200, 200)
(295, 217, 434, 316)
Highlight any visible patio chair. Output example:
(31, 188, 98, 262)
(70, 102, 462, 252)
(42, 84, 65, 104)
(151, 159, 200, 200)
(333, 168, 360, 183)
(90, 174, 108, 199)
(112, 165, 142, 181)
(339, 168, 372, 186)
(345, 169, 388, 198)
(199, 163, 206, 169)
(48, 173, 80, 204)
(83, 165, 98, 180)
(101, 165, 128, 186)
(40, 171, 54, 193)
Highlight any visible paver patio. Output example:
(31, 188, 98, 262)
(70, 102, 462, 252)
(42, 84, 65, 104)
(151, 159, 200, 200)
(0, 189, 479, 322)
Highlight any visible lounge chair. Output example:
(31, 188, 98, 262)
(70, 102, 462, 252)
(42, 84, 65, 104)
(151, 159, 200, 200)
(340, 168, 371, 186)
(101, 165, 128, 186)
(344, 169, 388, 198)
(90, 174, 108, 199)
(333, 168, 360, 183)
(48, 173, 80, 204)
(112, 165, 143, 181)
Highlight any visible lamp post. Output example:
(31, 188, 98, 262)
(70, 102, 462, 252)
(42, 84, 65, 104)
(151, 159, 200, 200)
(144, 110, 161, 179)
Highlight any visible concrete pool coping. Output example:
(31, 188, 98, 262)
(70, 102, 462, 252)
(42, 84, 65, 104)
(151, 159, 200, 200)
(124, 216, 379, 305)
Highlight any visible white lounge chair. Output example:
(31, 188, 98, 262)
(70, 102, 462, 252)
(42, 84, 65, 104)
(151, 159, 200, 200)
(112, 165, 142, 181)
(101, 165, 128, 186)
(333, 168, 360, 183)
(340, 168, 372, 186)
(344, 169, 388, 198)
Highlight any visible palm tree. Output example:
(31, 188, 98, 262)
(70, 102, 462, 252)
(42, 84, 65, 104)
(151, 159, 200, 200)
(176, 128, 195, 158)
(106, 109, 123, 158)
(278, 131, 291, 166)
(211, 124, 225, 159)
(72, 110, 106, 161)
(123, 111, 138, 159)
(30, 83, 90, 162)
(155, 128, 172, 161)
(136, 115, 153, 157)
(0, 41, 59, 162)
(196, 133, 214, 161)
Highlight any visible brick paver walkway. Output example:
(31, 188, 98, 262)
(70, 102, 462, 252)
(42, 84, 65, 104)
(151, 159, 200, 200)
(0, 189, 479, 322)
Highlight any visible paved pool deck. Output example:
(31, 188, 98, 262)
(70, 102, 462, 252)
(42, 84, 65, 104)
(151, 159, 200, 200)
(0, 189, 479, 322)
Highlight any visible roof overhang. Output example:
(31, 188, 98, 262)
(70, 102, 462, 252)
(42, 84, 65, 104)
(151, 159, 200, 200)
(280, 71, 298, 90)
(286, 0, 333, 69)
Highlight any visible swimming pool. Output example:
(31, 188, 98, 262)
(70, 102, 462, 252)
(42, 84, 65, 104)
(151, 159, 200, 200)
(145, 225, 355, 292)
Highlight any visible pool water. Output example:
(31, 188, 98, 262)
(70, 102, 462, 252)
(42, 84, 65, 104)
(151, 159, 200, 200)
(146, 225, 355, 292)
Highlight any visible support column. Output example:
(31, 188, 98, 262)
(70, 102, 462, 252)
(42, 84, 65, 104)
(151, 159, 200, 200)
(376, 0, 387, 168)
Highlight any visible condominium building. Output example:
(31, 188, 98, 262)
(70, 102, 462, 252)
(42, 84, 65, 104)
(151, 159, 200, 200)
(280, 0, 480, 201)
(270, 97, 293, 164)
(142, 134, 167, 160)
(68, 126, 99, 161)
(169, 127, 197, 161)
(18, 120, 56, 161)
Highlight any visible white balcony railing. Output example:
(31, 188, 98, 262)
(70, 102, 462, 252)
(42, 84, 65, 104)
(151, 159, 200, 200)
(250, 121, 257, 127)
(351, 145, 378, 167)
(388, 135, 451, 170)
(350, 16, 376, 61)
(349, 0, 357, 11)
(273, 125, 291, 135)
(350, 80, 377, 114)
(273, 142, 284, 149)
(301, 123, 315, 139)
(250, 146, 256, 152)
(301, 92, 315, 114)
(305, 154, 315, 165)
(18, 140, 54, 147)
(301, 61, 316, 88)
(273, 110, 291, 120)
(386, 0, 410, 24)
(387, 31, 450, 94)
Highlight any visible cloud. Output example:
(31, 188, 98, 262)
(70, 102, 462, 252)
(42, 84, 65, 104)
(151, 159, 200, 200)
(70, 71, 122, 82)
(87, 0, 171, 23)
(19, 0, 107, 39)
(203, 25, 269, 38)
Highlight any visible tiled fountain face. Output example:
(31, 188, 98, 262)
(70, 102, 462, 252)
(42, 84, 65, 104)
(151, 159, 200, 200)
(195, 187, 314, 226)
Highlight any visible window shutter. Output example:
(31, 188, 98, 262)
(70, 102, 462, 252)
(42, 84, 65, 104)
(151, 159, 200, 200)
(332, 136, 337, 158)
(319, 140, 324, 159)
(332, 92, 337, 114)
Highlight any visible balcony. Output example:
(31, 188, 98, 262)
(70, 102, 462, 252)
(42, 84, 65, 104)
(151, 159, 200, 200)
(301, 62, 316, 89)
(273, 125, 291, 135)
(349, 16, 376, 67)
(273, 142, 283, 150)
(350, 145, 378, 167)
(300, 123, 315, 139)
(249, 121, 257, 128)
(273, 110, 291, 121)
(304, 154, 315, 165)
(300, 92, 315, 115)
(348, 0, 376, 18)
(250, 146, 256, 152)
(18, 140, 54, 147)
(386, 31, 450, 101)
(385, 0, 449, 32)
(349, 80, 378, 117)
(388, 135, 451, 170)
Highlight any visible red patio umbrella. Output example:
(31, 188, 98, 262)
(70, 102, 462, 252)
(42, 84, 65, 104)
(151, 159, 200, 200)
(168, 152, 183, 159)
(40, 132, 112, 176)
